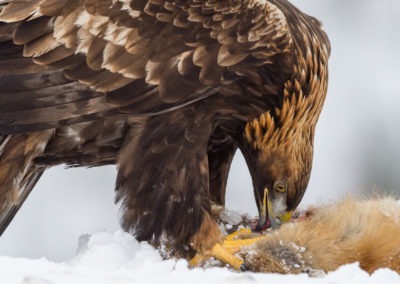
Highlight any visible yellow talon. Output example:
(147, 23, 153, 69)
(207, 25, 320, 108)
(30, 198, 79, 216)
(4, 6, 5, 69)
(189, 243, 245, 270)
(225, 228, 252, 241)
(223, 238, 261, 253)
(189, 228, 261, 270)
(211, 243, 244, 270)
(189, 253, 207, 267)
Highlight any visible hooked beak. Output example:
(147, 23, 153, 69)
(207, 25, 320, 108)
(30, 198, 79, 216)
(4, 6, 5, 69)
(254, 187, 271, 231)
(253, 188, 293, 232)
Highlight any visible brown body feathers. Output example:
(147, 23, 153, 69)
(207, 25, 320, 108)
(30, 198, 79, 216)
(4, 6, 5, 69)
(0, 0, 330, 254)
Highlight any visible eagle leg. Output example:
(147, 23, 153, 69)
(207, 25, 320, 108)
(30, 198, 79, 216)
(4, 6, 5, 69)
(207, 133, 237, 206)
(190, 243, 245, 270)
(189, 227, 260, 270)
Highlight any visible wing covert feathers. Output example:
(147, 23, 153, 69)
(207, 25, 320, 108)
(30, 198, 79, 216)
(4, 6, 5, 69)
(0, 0, 295, 133)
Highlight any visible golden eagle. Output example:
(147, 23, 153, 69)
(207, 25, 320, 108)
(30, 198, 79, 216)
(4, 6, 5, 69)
(0, 0, 330, 268)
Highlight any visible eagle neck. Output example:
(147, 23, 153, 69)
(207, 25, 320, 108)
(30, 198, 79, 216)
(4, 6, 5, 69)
(244, 40, 329, 151)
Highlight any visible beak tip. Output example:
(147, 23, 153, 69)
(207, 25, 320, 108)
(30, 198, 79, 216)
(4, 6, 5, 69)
(252, 217, 271, 232)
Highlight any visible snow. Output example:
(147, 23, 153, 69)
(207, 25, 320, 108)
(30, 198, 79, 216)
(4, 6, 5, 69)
(1, 231, 399, 284)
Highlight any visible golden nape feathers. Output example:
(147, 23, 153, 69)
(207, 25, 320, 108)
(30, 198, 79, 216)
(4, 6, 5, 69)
(238, 198, 400, 274)
(244, 47, 329, 152)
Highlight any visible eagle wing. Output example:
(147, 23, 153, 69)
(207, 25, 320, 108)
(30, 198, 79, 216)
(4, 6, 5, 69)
(0, 0, 293, 134)
(0, 131, 52, 236)
(0, 0, 296, 239)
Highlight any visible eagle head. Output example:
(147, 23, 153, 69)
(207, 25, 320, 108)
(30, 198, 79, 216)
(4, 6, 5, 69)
(248, 145, 312, 231)
(241, 106, 317, 231)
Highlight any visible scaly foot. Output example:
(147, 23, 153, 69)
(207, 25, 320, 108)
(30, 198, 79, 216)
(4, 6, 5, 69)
(190, 228, 262, 270)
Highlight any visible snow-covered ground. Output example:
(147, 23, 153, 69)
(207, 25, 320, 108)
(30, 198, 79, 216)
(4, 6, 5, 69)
(2, 230, 400, 284)
(2, 199, 400, 284)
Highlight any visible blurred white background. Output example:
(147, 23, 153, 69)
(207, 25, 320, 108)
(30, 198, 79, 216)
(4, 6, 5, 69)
(0, 0, 399, 261)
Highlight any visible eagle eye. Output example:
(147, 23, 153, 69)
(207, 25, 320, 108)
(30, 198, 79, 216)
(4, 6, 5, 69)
(274, 181, 286, 193)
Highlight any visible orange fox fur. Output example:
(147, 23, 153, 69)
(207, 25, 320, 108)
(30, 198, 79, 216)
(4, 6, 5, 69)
(239, 198, 400, 274)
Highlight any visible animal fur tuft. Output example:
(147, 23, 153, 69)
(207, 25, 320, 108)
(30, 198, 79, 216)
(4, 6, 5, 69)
(240, 198, 400, 274)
